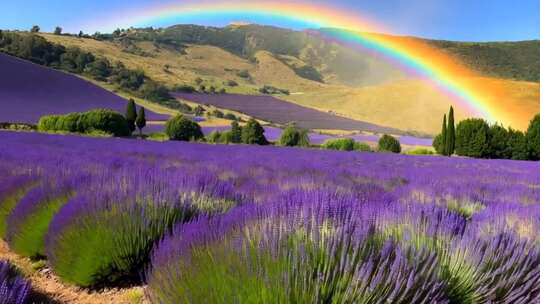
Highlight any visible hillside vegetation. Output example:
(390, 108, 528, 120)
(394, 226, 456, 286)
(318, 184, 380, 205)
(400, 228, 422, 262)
(35, 25, 540, 134)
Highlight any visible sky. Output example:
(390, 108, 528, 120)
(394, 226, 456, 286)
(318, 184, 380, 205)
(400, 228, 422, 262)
(2, 0, 539, 41)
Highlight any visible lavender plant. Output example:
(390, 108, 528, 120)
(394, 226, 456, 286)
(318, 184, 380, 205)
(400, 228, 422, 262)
(6, 177, 76, 258)
(0, 260, 31, 304)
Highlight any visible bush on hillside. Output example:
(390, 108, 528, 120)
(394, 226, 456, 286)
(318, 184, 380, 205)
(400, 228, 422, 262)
(77, 109, 130, 137)
(406, 148, 435, 155)
(279, 125, 310, 147)
(259, 85, 290, 95)
(455, 119, 490, 158)
(173, 84, 197, 93)
(165, 115, 204, 141)
(293, 65, 324, 83)
(241, 119, 268, 145)
(37, 109, 130, 136)
(378, 135, 401, 153)
(322, 138, 356, 151)
(354, 142, 372, 152)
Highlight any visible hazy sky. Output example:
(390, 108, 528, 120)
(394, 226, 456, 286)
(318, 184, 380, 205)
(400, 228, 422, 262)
(2, 0, 539, 41)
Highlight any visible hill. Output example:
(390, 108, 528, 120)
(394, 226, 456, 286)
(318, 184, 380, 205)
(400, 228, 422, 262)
(0, 53, 170, 123)
(24, 25, 540, 133)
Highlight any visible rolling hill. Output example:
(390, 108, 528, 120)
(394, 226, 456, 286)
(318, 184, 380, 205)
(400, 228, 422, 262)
(0, 53, 170, 123)
(10, 24, 540, 134)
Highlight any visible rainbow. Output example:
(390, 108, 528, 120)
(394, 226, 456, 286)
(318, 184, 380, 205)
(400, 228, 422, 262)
(82, 1, 523, 127)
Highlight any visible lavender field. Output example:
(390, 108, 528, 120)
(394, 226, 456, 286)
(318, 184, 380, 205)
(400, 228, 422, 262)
(0, 131, 539, 303)
(0, 53, 169, 123)
(173, 92, 400, 133)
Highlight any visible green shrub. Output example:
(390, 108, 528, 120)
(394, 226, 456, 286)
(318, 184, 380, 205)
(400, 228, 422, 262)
(207, 131, 222, 144)
(406, 148, 434, 155)
(354, 142, 372, 152)
(37, 115, 60, 132)
(224, 113, 237, 121)
(165, 115, 204, 141)
(279, 125, 310, 147)
(378, 135, 401, 153)
(77, 109, 130, 136)
(322, 138, 356, 151)
(56, 113, 81, 133)
(38, 110, 130, 137)
(241, 119, 268, 145)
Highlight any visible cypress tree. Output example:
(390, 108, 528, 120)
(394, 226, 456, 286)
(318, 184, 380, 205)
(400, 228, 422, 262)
(136, 107, 146, 136)
(125, 99, 137, 134)
(446, 106, 455, 156)
(230, 120, 242, 143)
(440, 114, 447, 155)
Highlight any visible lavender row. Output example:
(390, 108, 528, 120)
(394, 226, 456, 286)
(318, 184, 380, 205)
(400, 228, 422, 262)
(0, 131, 538, 302)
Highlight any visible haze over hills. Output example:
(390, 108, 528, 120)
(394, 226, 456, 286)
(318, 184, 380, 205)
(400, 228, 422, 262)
(14, 24, 540, 134)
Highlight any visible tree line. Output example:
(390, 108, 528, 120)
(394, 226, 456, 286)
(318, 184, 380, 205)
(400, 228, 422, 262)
(434, 107, 537, 160)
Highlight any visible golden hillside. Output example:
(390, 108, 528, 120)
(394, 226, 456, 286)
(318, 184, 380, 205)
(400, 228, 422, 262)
(41, 33, 540, 134)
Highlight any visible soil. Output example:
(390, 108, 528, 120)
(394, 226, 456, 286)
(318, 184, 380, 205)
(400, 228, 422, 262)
(0, 241, 146, 304)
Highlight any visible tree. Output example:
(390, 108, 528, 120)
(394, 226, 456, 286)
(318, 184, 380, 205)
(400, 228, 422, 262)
(136, 107, 146, 136)
(230, 121, 242, 143)
(279, 124, 309, 147)
(165, 115, 203, 141)
(241, 118, 268, 145)
(433, 134, 443, 155)
(125, 99, 137, 134)
(439, 114, 447, 155)
(508, 128, 529, 160)
(30, 25, 40, 33)
(446, 106, 455, 156)
(378, 135, 401, 153)
(54, 27, 62, 35)
(78, 31, 84, 38)
(455, 118, 490, 158)
(488, 124, 511, 159)
(193, 106, 205, 116)
(526, 114, 540, 160)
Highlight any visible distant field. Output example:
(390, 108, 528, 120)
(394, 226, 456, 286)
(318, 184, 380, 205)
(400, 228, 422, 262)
(0, 53, 170, 123)
(173, 93, 400, 133)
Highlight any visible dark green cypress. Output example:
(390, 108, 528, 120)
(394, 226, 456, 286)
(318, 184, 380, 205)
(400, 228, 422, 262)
(446, 106, 455, 156)
(136, 107, 146, 136)
(125, 99, 137, 134)
(441, 114, 447, 155)
(230, 120, 242, 144)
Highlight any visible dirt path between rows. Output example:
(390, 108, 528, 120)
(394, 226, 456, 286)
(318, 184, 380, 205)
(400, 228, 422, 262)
(0, 241, 146, 304)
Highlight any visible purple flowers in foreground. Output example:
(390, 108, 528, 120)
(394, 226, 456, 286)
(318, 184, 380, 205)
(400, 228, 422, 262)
(0, 260, 30, 304)
(0, 131, 539, 302)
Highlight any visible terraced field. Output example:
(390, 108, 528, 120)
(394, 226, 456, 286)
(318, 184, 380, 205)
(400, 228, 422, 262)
(173, 93, 400, 133)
